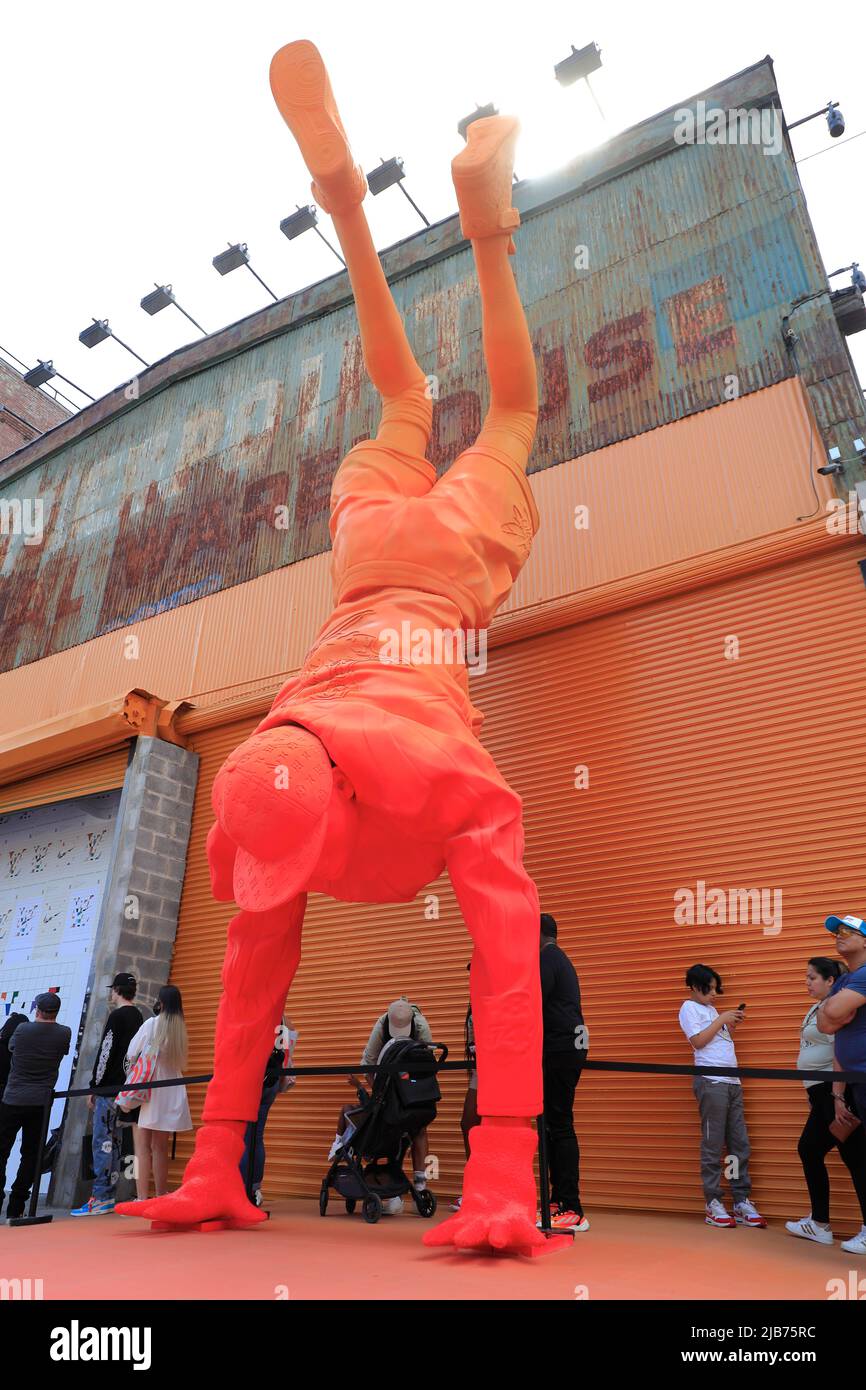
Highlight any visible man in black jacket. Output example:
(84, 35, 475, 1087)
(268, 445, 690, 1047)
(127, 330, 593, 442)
(71, 972, 143, 1217)
(0, 993, 71, 1219)
(539, 913, 588, 1231)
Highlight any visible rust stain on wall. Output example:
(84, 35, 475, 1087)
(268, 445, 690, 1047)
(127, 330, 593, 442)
(2, 129, 862, 674)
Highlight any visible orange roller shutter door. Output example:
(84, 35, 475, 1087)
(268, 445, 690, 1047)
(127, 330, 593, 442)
(168, 541, 866, 1222)
(0, 746, 129, 813)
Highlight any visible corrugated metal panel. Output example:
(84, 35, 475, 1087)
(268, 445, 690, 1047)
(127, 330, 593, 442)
(3, 125, 860, 671)
(0, 746, 128, 813)
(168, 540, 866, 1221)
(0, 379, 846, 736)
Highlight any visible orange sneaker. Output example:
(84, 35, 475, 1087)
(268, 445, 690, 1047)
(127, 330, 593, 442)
(269, 39, 367, 216)
(451, 115, 521, 254)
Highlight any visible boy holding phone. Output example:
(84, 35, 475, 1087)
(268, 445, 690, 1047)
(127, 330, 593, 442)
(678, 964, 766, 1229)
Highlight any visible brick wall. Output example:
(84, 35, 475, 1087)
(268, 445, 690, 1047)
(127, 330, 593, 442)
(0, 360, 70, 463)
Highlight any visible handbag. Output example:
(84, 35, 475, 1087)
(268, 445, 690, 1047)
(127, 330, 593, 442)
(116, 1049, 156, 1111)
(830, 1105, 862, 1143)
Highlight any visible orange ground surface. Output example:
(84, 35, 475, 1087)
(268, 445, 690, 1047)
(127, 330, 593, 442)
(5, 1202, 862, 1301)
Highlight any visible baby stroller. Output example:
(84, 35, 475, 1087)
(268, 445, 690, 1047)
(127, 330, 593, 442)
(320, 1038, 447, 1224)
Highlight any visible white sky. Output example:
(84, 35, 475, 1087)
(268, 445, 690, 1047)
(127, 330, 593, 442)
(2, 0, 865, 406)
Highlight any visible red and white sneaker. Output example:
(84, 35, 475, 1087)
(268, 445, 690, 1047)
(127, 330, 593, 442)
(552, 1208, 590, 1233)
(705, 1199, 736, 1227)
(537, 1207, 590, 1233)
(734, 1199, 767, 1228)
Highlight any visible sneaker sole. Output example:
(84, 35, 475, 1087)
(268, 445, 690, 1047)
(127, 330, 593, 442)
(787, 1229, 833, 1245)
(268, 41, 366, 210)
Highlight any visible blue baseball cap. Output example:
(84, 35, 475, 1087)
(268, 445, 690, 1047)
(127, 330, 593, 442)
(825, 914, 866, 937)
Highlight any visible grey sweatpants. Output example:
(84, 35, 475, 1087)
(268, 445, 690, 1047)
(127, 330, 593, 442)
(693, 1078, 752, 1203)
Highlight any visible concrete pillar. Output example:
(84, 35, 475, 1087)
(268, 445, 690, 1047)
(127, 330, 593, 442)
(50, 735, 199, 1210)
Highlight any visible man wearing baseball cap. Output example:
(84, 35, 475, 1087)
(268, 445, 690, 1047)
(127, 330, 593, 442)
(329, 997, 434, 1212)
(72, 973, 143, 1217)
(817, 914, 866, 1252)
(0, 992, 70, 1220)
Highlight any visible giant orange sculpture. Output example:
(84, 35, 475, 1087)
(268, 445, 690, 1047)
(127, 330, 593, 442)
(117, 39, 546, 1253)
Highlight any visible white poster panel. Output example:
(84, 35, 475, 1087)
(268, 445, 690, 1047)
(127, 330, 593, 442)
(0, 789, 122, 1197)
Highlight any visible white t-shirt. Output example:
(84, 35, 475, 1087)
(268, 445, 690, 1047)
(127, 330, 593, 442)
(678, 1000, 740, 1085)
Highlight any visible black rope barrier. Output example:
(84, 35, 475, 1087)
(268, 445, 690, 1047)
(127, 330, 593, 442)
(52, 1056, 866, 1095)
(11, 1053, 866, 1228)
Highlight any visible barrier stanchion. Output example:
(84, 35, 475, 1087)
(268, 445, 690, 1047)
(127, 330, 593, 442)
(536, 1108, 575, 1245)
(536, 1110, 553, 1232)
(243, 1115, 258, 1205)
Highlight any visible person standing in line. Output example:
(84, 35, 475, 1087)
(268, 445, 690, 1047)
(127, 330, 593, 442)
(816, 913, 866, 1255)
(124, 986, 192, 1201)
(539, 914, 589, 1233)
(678, 963, 766, 1230)
(786, 955, 866, 1248)
(0, 993, 70, 1220)
(71, 972, 143, 1217)
(364, 997, 434, 1199)
(240, 1014, 298, 1207)
(330, 997, 434, 1215)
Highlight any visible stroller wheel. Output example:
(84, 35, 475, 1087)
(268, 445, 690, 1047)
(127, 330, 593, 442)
(319, 1180, 329, 1216)
(415, 1189, 437, 1218)
(362, 1194, 383, 1224)
(345, 1198, 357, 1214)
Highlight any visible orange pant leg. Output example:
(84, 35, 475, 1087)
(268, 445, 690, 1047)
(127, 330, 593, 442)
(464, 233, 539, 474)
(202, 897, 306, 1123)
(445, 791, 543, 1119)
(329, 203, 433, 458)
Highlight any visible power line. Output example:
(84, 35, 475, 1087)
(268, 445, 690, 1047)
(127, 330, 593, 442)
(796, 128, 866, 164)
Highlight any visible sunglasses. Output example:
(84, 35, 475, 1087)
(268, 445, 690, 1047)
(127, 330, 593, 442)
(835, 926, 865, 939)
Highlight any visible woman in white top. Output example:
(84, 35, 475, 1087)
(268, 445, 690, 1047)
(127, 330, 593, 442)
(125, 985, 192, 1200)
(786, 957, 866, 1246)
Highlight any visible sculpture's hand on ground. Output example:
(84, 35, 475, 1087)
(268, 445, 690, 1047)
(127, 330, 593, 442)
(115, 1123, 266, 1231)
(423, 1121, 545, 1254)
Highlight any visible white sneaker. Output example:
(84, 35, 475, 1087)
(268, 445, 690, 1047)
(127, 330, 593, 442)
(329, 1126, 356, 1160)
(840, 1225, 866, 1254)
(705, 1199, 736, 1227)
(733, 1199, 767, 1228)
(449, 1196, 463, 1212)
(786, 1215, 833, 1245)
(381, 1197, 404, 1215)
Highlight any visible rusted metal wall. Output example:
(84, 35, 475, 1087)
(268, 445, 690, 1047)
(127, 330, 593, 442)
(2, 58, 862, 673)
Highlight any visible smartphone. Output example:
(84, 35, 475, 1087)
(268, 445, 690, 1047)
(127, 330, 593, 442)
(738, 1002, 746, 1011)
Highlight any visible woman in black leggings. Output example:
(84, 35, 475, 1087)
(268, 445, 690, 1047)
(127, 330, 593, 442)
(786, 957, 866, 1245)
